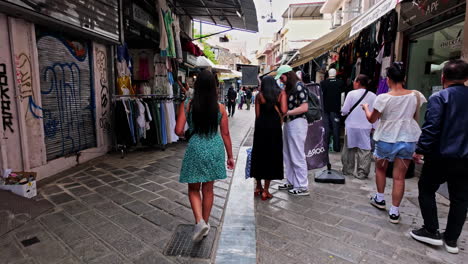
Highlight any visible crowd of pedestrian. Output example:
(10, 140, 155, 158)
(174, 60, 467, 254)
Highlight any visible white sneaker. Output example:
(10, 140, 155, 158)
(202, 223, 211, 237)
(288, 189, 310, 196)
(192, 220, 209, 242)
(444, 240, 459, 254)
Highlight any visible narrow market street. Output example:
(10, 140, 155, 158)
(1, 1, 468, 264)
(0, 109, 254, 264)
(2, 109, 467, 264)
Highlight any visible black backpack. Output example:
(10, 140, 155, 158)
(298, 83, 321, 123)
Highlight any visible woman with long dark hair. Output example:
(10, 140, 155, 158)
(175, 70, 235, 242)
(275, 65, 310, 196)
(362, 62, 426, 224)
(251, 76, 287, 200)
(341, 74, 377, 179)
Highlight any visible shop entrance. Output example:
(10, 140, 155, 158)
(406, 20, 465, 123)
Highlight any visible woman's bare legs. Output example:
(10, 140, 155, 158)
(188, 183, 203, 223)
(261, 180, 273, 200)
(255, 180, 263, 195)
(392, 158, 411, 207)
(375, 158, 389, 194)
(201, 181, 214, 223)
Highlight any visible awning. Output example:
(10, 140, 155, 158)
(196, 56, 215, 67)
(320, 0, 341, 14)
(220, 70, 242, 80)
(212, 65, 233, 73)
(282, 2, 324, 18)
(291, 18, 356, 68)
(173, 0, 258, 32)
(349, 0, 400, 37)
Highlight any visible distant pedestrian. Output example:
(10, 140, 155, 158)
(175, 70, 235, 242)
(237, 87, 245, 110)
(251, 76, 287, 200)
(275, 65, 310, 196)
(252, 88, 258, 107)
(362, 62, 426, 224)
(341, 74, 376, 179)
(410, 59, 468, 254)
(245, 88, 253, 110)
(321, 68, 346, 152)
(227, 86, 237, 117)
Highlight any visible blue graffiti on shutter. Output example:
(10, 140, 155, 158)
(38, 34, 96, 160)
(41, 62, 90, 155)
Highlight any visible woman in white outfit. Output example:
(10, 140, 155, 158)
(275, 65, 310, 196)
(341, 74, 377, 179)
(362, 62, 426, 224)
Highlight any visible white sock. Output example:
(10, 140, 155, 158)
(375, 192, 385, 202)
(389, 205, 399, 215)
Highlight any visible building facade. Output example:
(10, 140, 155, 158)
(0, 0, 117, 180)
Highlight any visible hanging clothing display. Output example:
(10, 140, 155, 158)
(114, 98, 178, 146)
(153, 54, 170, 95)
(157, 0, 169, 51)
(173, 14, 183, 62)
(117, 44, 134, 95)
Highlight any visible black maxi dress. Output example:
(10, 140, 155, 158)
(250, 100, 284, 181)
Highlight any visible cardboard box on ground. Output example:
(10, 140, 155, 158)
(0, 172, 37, 199)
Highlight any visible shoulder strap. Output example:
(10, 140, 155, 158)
(346, 90, 369, 119)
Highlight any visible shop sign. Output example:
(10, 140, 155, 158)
(399, 0, 465, 32)
(440, 35, 463, 50)
(133, 4, 155, 31)
(350, 0, 400, 37)
(2, 0, 120, 41)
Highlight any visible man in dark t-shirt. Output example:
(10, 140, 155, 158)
(320, 68, 345, 152)
(227, 87, 237, 117)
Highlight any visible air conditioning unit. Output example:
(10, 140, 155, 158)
(332, 10, 342, 28)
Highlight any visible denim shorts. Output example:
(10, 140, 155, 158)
(373, 141, 416, 162)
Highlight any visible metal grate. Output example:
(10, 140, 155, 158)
(164, 224, 217, 259)
(37, 34, 97, 161)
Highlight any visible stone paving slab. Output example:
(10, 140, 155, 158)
(0, 110, 254, 264)
(254, 148, 468, 264)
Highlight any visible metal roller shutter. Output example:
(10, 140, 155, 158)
(37, 35, 96, 161)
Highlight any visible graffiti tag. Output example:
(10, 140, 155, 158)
(96, 48, 111, 132)
(15, 53, 34, 98)
(0, 64, 14, 133)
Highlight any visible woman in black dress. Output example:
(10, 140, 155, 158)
(250, 76, 288, 200)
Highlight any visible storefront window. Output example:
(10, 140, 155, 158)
(407, 21, 464, 122)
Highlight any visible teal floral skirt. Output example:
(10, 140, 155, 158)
(179, 133, 227, 183)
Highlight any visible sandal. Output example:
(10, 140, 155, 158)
(254, 188, 263, 197)
(261, 191, 273, 201)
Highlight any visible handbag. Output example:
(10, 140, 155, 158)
(245, 148, 252, 179)
(342, 90, 369, 122)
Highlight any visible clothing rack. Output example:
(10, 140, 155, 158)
(112, 94, 182, 158)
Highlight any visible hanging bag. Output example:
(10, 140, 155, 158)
(341, 89, 369, 123)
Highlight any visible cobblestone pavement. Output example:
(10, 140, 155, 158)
(254, 149, 468, 264)
(0, 108, 255, 264)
